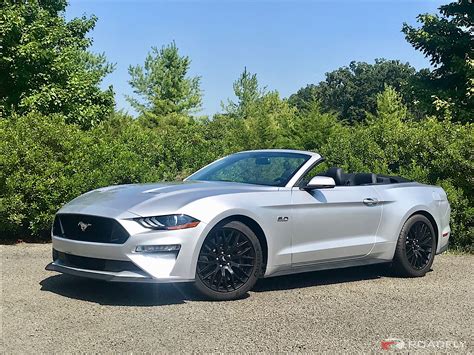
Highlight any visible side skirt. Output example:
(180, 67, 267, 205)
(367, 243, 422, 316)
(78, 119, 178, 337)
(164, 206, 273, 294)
(264, 257, 390, 278)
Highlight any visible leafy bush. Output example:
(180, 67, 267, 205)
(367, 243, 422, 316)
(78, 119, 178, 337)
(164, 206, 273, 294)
(1, 1, 471, 252)
(0, 88, 472, 251)
(0, 113, 164, 238)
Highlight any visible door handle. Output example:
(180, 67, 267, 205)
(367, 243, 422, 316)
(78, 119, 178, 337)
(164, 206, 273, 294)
(363, 198, 379, 206)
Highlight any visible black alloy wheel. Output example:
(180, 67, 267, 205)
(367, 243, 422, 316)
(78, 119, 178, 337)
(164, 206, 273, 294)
(392, 214, 436, 277)
(405, 221, 434, 270)
(194, 221, 263, 300)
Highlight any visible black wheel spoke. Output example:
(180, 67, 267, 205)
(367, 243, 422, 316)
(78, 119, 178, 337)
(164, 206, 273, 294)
(229, 240, 248, 253)
(197, 227, 256, 293)
(234, 266, 250, 278)
(197, 259, 215, 267)
(198, 262, 216, 274)
(226, 267, 237, 290)
(210, 268, 219, 287)
(419, 237, 432, 246)
(236, 263, 253, 267)
(234, 246, 251, 258)
(232, 269, 247, 284)
(202, 265, 219, 280)
(208, 237, 217, 250)
(227, 230, 236, 249)
(199, 252, 216, 258)
(221, 268, 229, 291)
(240, 255, 255, 260)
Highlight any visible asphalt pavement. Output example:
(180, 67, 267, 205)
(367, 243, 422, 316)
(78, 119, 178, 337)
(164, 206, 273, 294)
(1, 244, 472, 353)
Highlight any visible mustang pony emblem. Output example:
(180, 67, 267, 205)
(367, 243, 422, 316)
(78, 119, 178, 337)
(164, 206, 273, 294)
(78, 221, 92, 232)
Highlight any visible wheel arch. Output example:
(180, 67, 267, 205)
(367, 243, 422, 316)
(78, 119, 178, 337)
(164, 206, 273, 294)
(407, 210, 439, 249)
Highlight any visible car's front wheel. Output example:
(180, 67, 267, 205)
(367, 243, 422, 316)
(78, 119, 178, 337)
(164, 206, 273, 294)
(392, 214, 436, 277)
(194, 220, 263, 301)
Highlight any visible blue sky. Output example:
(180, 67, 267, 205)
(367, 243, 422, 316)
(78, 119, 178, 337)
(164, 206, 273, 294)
(68, 0, 445, 116)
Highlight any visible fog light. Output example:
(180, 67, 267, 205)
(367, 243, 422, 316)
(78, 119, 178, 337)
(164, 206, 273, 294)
(135, 244, 181, 253)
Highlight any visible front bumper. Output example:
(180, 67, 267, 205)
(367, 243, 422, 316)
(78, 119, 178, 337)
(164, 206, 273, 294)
(47, 219, 208, 283)
(45, 261, 154, 282)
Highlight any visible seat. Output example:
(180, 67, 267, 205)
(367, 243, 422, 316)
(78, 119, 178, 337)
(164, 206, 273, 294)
(353, 173, 377, 185)
(322, 167, 345, 186)
(322, 168, 378, 186)
(342, 173, 355, 186)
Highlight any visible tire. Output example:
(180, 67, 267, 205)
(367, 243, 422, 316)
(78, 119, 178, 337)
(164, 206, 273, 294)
(194, 220, 263, 301)
(392, 214, 436, 277)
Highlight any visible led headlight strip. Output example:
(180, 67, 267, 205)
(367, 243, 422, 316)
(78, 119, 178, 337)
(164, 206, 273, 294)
(134, 214, 200, 230)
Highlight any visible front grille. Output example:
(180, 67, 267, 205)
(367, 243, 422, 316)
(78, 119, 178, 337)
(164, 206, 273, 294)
(53, 249, 142, 273)
(53, 214, 129, 244)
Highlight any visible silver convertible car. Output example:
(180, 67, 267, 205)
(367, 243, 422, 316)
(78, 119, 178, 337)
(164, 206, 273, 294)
(46, 149, 451, 300)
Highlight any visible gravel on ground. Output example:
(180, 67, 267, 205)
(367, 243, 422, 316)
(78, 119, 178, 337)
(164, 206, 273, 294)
(1, 244, 472, 353)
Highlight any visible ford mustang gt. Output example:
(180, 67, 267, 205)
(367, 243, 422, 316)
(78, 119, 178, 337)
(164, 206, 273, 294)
(46, 149, 451, 300)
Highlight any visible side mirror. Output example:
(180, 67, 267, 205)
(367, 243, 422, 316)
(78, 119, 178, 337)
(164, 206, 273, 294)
(302, 176, 336, 190)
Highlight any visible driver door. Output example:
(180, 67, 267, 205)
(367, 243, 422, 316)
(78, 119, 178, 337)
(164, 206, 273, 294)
(290, 185, 381, 265)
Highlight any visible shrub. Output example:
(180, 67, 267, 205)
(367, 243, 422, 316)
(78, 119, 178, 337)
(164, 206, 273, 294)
(0, 94, 472, 251)
(0, 113, 165, 239)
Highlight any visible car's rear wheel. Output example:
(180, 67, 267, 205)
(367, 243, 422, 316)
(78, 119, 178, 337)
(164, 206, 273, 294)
(194, 221, 263, 301)
(392, 214, 436, 277)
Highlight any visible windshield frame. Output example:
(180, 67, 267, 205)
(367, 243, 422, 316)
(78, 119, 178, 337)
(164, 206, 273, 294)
(186, 151, 312, 187)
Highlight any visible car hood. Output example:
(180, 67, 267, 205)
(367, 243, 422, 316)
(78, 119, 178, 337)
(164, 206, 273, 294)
(58, 180, 277, 218)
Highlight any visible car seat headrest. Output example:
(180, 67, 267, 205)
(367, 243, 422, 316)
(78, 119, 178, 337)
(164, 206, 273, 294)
(325, 167, 344, 186)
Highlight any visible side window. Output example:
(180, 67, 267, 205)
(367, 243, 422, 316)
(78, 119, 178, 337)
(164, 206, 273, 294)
(298, 162, 328, 187)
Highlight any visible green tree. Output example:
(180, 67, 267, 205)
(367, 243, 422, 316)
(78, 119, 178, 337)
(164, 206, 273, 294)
(0, 0, 114, 129)
(127, 42, 202, 126)
(292, 101, 342, 153)
(223, 69, 297, 149)
(224, 67, 264, 119)
(402, 0, 473, 122)
(244, 92, 294, 149)
(288, 59, 418, 123)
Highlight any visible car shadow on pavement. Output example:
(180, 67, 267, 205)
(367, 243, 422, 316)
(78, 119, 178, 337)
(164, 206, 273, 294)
(253, 263, 390, 292)
(41, 264, 393, 306)
(40, 274, 199, 306)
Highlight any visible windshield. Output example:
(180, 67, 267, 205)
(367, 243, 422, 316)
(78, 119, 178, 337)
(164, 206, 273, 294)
(187, 151, 311, 187)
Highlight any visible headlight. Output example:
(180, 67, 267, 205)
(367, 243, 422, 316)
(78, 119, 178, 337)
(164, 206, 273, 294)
(134, 214, 200, 230)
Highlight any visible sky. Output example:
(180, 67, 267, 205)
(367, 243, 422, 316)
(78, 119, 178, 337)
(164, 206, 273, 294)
(67, 0, 445, 116)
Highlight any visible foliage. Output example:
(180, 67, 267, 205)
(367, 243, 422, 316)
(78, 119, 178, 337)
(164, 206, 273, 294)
(402, 0, 473, 122)
(288, 59, 418, 123)
(0, 1, 472, 252)
(223, 69, 298, 150)
(127, 42, 202, 127)
(224, 67, 265, 119)
(0, 113, 155, 237)
(0, 89, 472, 251)
(0, 0, 114, 129)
